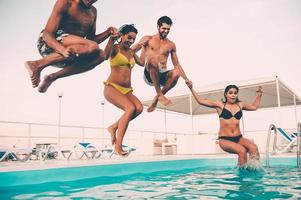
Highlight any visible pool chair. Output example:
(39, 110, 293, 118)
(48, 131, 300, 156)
(65, 143, 106, 160)
(0, 148, 33, 162)
(275, 127, 298, 153)
(109, 145, 136, 158)
(33, 143, 66, 161)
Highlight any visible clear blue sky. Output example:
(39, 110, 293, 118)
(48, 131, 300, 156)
(1, 0, 300, 130)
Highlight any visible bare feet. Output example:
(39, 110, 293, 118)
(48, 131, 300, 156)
(114, 146, 129, 156)
(38, 75, 54, 93)
(147, 96, 159, 112)
(107, 125, 117, 145)
(24, 61, 41, 88)
(158, 95, 171, 106)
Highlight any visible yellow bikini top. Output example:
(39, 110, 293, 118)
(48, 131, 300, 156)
(110, 49, 135, 69)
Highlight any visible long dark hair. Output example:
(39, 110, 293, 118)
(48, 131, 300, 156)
(223, 84, 240, 103)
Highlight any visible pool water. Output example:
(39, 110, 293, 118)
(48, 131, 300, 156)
(1, 158, 301, 199)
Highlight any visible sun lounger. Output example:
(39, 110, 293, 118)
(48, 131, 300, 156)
(66, 142, 107, 160)
(34, 143, 70, 161)
(275, 127, 298, 153)
(0, 148, 33, 162)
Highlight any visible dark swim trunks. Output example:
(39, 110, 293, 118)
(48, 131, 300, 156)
(218, 134, 242, 143)
(143, 67, 170, 86)
(37, 30, 69, 68)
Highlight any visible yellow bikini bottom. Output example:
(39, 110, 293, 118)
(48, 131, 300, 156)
(104, 81, 133, 94)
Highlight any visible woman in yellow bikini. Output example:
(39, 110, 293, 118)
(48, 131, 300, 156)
(104, 24, 145, 156)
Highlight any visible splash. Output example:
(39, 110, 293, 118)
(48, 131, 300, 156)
(238, 155, 264, 172)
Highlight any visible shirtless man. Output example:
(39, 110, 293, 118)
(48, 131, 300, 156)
(25, 0, 117, 93)
(133, 16, 192, 112)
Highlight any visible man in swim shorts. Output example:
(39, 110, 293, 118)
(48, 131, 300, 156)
(133, 16, 192, 112)
(25, 0, 117, 93)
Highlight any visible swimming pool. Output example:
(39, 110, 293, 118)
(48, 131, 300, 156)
(0, 157, 300, 199)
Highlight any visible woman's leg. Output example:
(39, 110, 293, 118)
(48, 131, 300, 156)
(104, 85, 136, 155)
(219, 139, 248, 166)
(238, 137, 260, 160)
(125, 92, 143, 118)
(107, 120, 119, 145)
(107, 92, 143, 145)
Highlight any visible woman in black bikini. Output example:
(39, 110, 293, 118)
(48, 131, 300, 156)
(187, 83, 263, 166)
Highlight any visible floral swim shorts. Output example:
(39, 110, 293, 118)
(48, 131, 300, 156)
(37, 30, 69, 67)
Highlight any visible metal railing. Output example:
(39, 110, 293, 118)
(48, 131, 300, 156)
(0, 120, 191, 148)
(265, 124, 278, 167)
(266, 123, 301, 168)
(297, 122, 301, 168)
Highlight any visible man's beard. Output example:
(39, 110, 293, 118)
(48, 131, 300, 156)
(160, 32, 168, 39)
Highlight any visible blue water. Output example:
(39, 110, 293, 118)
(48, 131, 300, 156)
(0, 158, 300, 199)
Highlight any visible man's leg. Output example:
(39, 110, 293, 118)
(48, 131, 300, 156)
(38, 50, 106, 93)
(25, 53, 66, 88)
(25, 34, 100, 88)
(147, 68, 180, 112)
(147, 58, 171, 106)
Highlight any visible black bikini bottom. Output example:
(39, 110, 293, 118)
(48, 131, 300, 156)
(218, 134, 242, 143)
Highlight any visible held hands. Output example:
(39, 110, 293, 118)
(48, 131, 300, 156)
(108, 26, 119, 41)
(256, 86, 263, 96)
(108, 26, 118, 35)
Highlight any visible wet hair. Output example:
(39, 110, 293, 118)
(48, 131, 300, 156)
(157, 16, 173, 27)
(223, 84, 240, 103)
(119, 24, 138, 35)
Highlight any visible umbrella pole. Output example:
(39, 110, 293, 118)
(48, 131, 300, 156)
(294, 95, 298, 127)
(189, 94, 194, 134)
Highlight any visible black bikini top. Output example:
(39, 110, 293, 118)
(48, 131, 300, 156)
(219, 103, 243, 120)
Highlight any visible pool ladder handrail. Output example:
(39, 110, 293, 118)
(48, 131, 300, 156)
(297, 122, 301, 168)
(265, 124, 278, 167)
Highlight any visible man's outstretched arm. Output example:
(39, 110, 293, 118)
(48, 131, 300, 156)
(86, 9, 116, 45)
(170, 43, 190, 82)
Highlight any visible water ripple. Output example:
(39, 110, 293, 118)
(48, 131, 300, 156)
(2, 166, 300, 199)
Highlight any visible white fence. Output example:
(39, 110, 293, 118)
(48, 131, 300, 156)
(0, 120, 298, 156)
